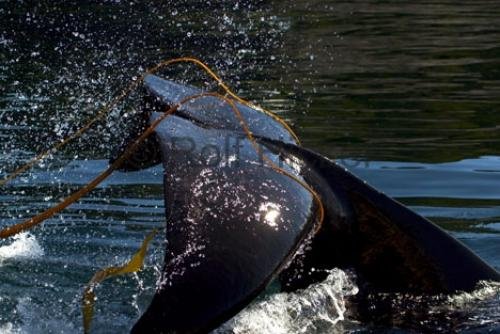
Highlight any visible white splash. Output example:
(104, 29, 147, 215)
(0, 297, 78, 334)
(446, 280, 500, 306)
(0, 233, 44, 264)
(0, 323, 20, 334)
(258, 202, 281, 228)
(215, 269, 358, 334)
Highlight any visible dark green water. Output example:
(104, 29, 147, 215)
(1, 1, 499, 333)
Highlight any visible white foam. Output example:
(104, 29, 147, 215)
(0, 233, 44, 264)
(446, 280, 500, 306)
(215, 269, 358, 334)
(0, 297, 78, 334)
(0, 323, 21, 334)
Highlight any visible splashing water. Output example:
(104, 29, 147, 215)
(440, 281, 500, 331)
(214, 269, 359, 334)
(0, 297, 78, 334)
(0, 233, 43, 264)
(0, 323, 19, 334)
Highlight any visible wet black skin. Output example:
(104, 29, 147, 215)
(260, 138, 500, 294)
(128, 114, 317, 333)
(111, 76, 500, 333)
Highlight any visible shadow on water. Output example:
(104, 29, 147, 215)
(1, 0, 500, 333)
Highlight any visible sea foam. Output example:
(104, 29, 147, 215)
(0, 233, 43, 264)
(215, 269, 358, 334)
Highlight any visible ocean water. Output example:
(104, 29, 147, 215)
(1, 0, 500, 333)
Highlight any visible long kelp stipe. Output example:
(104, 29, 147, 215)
(0, 90, 323, 239)
(0, 57, 323, 333)
(0, 57, 299, 187)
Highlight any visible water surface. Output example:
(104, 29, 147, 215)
(1, 0, 499, 332)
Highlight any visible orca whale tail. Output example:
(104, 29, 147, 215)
(114, 75, 499, 333)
